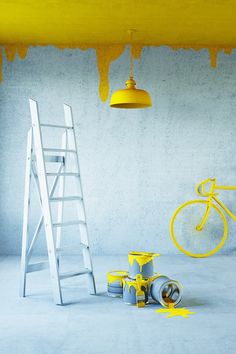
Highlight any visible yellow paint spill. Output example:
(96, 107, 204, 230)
(95, 45, 125, 102)
(107, 270, 128, 286)
(156, 305, 196, 318)
(128, 251, 160, 272)
(0, 48, 2, 82)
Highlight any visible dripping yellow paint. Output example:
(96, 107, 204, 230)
(0, 44, 235, 98)
(128, 251, 160, 272)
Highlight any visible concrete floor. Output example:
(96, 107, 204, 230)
(0, 255, 236, 354)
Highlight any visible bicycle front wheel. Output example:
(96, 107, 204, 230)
(170, 200, 228, 258)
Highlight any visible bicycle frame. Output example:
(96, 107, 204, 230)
(196, 178, 236, 230)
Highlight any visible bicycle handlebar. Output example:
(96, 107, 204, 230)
(196, 178, 216, 197)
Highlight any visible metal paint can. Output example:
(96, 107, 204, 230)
(107, 270, 128, 298)
(128, 251, 160, 279)
(123, 275, 149, 305)
(150, 275, 183, 307)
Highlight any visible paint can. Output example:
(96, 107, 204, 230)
(123, 274, 149, 306)
(128, 251, 160, 279)
(150, 275, 183, 307)
(107, 270, 128, 298)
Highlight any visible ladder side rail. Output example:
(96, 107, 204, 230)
(63, 104, 96, 294)
(29, 98, 63, 305)
(56, 131, 67, 261)
(20, 128, 33, 297)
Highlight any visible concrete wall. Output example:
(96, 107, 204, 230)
(0, 46, 236, 255)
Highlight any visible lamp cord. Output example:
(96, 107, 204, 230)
(129, 44, 133, 78)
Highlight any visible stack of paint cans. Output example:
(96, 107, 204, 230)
(107, 251, 183, 308)
(123, 252, 159, 307)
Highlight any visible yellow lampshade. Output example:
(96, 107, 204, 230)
(110, 77, 152, 109)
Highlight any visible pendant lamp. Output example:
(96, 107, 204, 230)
(110, 31, 152, 109)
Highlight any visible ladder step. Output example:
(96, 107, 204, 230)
(59, 269, 92, 280)
(27, 261, 49, 273)
(56, 243, 89, 253)
(44, 155, 65, 163)
(50, 196, 83, 202)
(53, 220, 86, 227)
(43, 148, 76, 154)
(40, 123, 73, 129)
(46, 172, 79, 177)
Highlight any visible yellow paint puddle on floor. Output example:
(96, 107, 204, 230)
(156, 304, 196, 318)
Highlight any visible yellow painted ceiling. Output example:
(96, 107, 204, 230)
(0, 0, 236, 46)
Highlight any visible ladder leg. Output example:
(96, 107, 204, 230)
(30, 99, 63, 305)
(64, 104, 96, 295)
(83, 248, 96, 294)
(20, 128, 32, 297)
(56, 132, 67, 267)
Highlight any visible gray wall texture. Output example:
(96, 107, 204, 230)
(0, 46, 236, 255)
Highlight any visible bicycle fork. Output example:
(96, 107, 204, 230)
(196, 197, 213, 231)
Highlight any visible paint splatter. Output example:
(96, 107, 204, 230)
(156, 305, 195, 318)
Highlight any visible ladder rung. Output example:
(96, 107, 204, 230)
(40, 124, 73, 129)
(50, 196, 83, 202)
(45, 155, 65, 163)
(53, 220, 86, 227)
(59, 269, 92, 280)
(43, 148, 76, 153)
(46, 172, 79, 177)
(56, 243, 89, 253)
(27, 261, 49, 273)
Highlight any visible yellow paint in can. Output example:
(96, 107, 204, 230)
(107, 270, 128, 286)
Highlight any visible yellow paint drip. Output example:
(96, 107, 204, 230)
(0, 43, 235, 100)
(148, 273, 161, 283)
(156, 305, 196, 318)
(209, 48, 218, 68)
(95, 45, 125, 102)
(128, 251, 160, 272)
(0, 48, 2, 82)
(5, 45, 17, 62)
(17, 45, 28, 60)
(131, 45, 143, 59)
(123, 275, 149, 293)
(107, 270, 128, 286)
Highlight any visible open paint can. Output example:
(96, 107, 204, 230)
(150, 275, 183, 307)
(128, 251, 160, 279)
(123, 274, 149, 305)
(107, 270, 128, 298)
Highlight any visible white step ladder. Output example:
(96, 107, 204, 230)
(20, 98, 96, 305)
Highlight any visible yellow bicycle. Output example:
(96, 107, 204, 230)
(170, 178, 236, 258)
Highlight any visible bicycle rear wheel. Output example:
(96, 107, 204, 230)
(170, 200, 228, 258)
